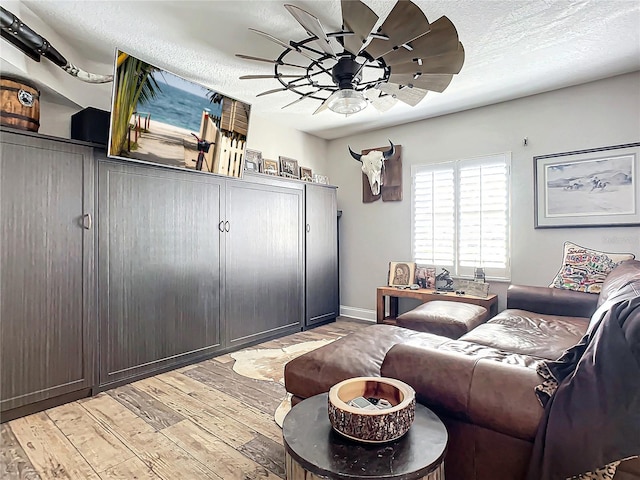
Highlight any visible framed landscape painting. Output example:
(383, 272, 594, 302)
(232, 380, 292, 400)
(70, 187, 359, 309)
(534, 142, 640, 228)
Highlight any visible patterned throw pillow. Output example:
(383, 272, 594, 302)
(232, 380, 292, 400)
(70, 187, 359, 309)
(549, 242, 635, 294)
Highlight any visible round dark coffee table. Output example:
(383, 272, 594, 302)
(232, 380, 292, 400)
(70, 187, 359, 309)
(282, 393, 447, 480)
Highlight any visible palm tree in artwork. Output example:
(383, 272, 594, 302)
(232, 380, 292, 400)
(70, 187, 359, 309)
(110, 52, 162, 156)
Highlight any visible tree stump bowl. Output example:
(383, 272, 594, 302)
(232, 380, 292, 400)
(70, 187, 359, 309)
(328, 376, 416, 443)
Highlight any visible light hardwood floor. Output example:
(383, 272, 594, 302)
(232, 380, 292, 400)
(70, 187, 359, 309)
(1, 318, 368, 480)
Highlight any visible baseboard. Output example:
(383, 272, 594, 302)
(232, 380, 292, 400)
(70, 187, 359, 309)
(339, 305, 376, 322)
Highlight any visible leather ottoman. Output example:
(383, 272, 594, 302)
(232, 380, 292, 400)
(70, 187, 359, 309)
(396, 300, 488, 339)
(284, 324, 447, 405)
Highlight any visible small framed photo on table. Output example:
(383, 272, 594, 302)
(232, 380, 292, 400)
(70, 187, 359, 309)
(388, 262, 416, 287)
(415, 266, 436, 289)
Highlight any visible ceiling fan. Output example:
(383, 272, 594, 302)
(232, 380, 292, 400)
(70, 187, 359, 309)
(236, 0, 464, 115)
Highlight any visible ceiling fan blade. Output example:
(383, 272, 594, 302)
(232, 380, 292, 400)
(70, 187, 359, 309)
(248, 28, 317, 61)
(313, 97, 331, 115)
(364, 0, 430, 60)
(256, 87, 289, 97)
(341, 0, 379, 56)
(365, 89, 398, 112)
(235, 54, 306, 69)
(377, 83, 427, 107)
(240, 74, 304, 80)
(284, 4, 336, 57)
(381, 16, 460, 66)
(391, 45, 465, 75)
(387, 74, 453, 92)
(281, 92, 318, 109)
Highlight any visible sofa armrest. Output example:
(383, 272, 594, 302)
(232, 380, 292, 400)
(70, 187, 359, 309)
(507, 284, 598, 318)
(381, 344, 543, 441)
(468, 357, 544, 441)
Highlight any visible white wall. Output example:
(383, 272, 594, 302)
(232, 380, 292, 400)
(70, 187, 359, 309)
(327, 72, 640, 318)
(247, 114, 329, 176)
(38, 98, 81, 138)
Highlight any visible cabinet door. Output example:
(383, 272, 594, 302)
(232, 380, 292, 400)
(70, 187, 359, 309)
(225, 180, 303, 346)
(1, 132, 94, 412)
(305, 185, 339, 326)
(98, 161, 223, 386)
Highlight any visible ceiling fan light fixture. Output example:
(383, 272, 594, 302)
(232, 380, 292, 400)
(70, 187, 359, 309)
(327, 89, 368, 115)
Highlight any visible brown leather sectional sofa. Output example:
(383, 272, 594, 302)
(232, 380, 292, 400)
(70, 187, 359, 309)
(284, 260, 640, 480)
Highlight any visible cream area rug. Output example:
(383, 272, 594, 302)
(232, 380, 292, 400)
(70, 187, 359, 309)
(230, 339, 336, 427)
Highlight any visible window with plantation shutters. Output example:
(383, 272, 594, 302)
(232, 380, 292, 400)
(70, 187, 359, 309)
(411, 153, 511, 280)
(412, 164, 455, 268)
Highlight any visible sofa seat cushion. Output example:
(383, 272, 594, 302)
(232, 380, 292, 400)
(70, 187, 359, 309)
(284, 324, 448, 400)
(396, 300, 489, 338)
(437, 340, 542, 368)
(460, 309, 588, 360)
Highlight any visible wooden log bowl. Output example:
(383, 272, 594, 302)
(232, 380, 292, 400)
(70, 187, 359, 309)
(328, 376, 416, 443)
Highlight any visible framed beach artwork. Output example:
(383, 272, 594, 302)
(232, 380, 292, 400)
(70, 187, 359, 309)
(107, 49, 251, 178)
(534, 143, 640, 228)
(279, 156, 300, 179)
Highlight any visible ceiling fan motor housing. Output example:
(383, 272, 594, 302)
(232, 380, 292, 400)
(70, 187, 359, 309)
(332, 56, 362, 90)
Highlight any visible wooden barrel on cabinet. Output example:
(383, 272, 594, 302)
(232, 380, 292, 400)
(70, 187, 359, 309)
(1, 76, 40, 132)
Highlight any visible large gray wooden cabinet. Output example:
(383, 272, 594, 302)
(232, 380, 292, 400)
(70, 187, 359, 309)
(225, 178, 304, 347)
(97, 160, 225, 387)
(96, 163, 305, 388)
(0, 128, 337, 419)
(305, 183, 339, 327)
(0, 130, 95, 420)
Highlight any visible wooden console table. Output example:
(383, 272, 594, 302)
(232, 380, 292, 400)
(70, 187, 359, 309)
(377, 286, 498, 324)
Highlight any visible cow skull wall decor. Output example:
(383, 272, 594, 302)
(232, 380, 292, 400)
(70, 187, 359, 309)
(349, 141, 395, 196)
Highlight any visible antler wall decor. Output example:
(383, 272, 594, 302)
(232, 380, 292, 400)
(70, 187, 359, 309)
(0, 6, 113, 83)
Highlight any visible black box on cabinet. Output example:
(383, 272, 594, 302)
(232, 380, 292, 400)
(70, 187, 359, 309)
(71, 107, 110, 145)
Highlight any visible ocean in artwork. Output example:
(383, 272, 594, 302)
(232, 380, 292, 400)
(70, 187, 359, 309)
(136, 71, 223, 133)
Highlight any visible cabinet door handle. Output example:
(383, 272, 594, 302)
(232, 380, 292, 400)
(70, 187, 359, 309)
(225, 221, 230, 232)
(219, 221, 224, 232)
(306, 224, 310, 233)
(82, 213, 92, 230)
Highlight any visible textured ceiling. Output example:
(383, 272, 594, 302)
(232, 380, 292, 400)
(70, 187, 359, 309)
(16, 0, 640, 140)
